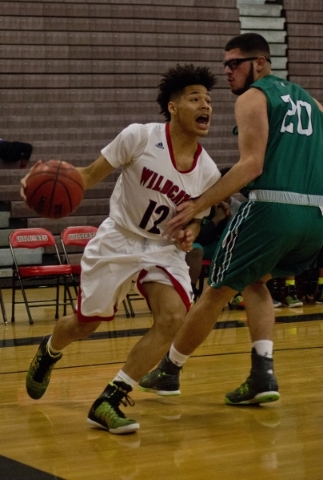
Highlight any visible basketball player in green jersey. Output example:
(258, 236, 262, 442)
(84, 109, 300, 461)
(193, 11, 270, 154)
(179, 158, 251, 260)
(139, 33, 323, 405)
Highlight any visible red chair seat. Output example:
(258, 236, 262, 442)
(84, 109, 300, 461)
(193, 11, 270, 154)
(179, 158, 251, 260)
(9, 227, 75, 324)
(18, 265, 72, 277)
(202, 259, 211, 267)
(70, 265, 82, 275)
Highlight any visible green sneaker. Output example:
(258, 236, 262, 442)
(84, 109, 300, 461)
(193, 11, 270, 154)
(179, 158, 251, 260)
(87, 381, 139, 435)
(26, 335, 62, 399)
(225, 348, 280, 405)
(285, 286, 303, 307)
(139, 355, 181, 396)
(228, 293, 245, 310)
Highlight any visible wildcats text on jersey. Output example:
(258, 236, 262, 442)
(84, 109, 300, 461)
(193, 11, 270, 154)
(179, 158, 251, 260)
(140, 167, 191, 206)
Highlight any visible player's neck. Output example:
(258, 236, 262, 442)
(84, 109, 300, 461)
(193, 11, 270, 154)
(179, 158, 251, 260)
(168, 126, 199, 172)
(173, 150, 197, 172)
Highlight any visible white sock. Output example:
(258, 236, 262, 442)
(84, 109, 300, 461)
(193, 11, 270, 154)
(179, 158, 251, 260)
(252, 340, 273, 358)
(47, 336, 62, 357)
(169, 344, 189, 367)
(113, 370, 137, 388)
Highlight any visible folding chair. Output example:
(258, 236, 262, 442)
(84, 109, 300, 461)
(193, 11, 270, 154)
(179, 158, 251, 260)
(124, 283, 144, 318)
(60, 225, 98, 299)
(9, 228, 75, 325)
(60, 225, 132, 318)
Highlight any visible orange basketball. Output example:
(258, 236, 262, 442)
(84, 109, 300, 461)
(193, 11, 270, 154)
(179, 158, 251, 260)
(25, 160, 84, 219)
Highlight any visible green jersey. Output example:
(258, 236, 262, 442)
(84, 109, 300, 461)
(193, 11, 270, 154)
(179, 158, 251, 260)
(247, 75, 323, 196)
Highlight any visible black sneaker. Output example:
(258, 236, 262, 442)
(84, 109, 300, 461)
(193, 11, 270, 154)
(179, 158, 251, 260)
(139, 355, 181, 396)
(87, 381, 139, 435)
(315, 287, 323, 304)
(26, 335, 62, 399)
(225, 348, 280, 405)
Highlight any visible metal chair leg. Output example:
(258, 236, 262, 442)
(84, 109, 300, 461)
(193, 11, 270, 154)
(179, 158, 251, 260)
(126, 294, 136, 317)
(0, 288, 7, 325)
(122, 299, 131, 318)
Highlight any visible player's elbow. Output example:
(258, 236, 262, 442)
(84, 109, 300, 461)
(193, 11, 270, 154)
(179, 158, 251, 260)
(244, 157, 264, 183)
(253, 163, 263, 179)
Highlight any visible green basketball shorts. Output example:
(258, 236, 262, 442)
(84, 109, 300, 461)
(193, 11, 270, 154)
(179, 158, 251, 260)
(208, 201, 323, 292)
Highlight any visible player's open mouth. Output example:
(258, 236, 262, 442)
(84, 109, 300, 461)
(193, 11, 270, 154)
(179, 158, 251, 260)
(196, 115, 210, 128)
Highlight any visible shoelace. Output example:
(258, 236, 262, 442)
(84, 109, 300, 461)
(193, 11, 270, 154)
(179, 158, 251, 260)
(117, 387, 135, 408)
(97, 386, 135, 420)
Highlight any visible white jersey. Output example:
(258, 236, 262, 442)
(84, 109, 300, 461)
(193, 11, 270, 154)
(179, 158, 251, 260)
(101, 122, 221, 240)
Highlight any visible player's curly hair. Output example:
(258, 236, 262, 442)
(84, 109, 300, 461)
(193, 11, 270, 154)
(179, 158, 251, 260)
(157, 64, 217, 122)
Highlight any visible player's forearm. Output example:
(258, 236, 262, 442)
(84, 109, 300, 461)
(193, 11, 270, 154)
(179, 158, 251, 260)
(76, 154, 115, 190)
(194, 158, 261, 214)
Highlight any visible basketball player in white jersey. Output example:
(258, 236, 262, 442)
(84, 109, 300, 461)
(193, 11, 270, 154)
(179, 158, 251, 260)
(23, 64, 220, 434)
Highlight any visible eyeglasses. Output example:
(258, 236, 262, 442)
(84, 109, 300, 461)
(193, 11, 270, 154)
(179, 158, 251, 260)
(222, 57, 271, 70)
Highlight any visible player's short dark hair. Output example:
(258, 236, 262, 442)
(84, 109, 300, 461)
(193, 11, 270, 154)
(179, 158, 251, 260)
(225, 33, 271, 60)
(157, 64, 217, 122)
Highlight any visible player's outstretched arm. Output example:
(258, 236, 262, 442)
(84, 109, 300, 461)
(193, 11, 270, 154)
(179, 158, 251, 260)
(20, 154, 116, 202)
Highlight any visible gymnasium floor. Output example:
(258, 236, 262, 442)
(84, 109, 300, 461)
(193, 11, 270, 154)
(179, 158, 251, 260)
(0, 287, 322, 480)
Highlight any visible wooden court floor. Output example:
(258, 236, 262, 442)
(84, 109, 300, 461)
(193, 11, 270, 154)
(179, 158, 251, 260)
(0, 287, 323, 480)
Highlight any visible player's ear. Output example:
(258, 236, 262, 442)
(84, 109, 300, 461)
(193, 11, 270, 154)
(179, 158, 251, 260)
(168, 101, 177, 116)
(255, 56, 266, 71)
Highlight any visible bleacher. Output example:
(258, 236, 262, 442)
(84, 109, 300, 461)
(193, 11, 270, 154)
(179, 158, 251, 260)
(0, 0, 322, 289)
(284, 0, 323, 102)
(0, 0, 241, 285)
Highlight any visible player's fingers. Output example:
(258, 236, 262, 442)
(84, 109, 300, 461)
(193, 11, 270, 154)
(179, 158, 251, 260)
(179, 238, 194, 252)
(162, 224, 185, 239)
(175, 228, 194, 250)
(29, 159, 42, 173)
(176, 201, 190, 212)
(183, 229, 194, 241)
(20, 185, 27, 201)
(166, 213, 188, 229)
(167, 201, 195, 227)
(175, 230, 185, 240)
(20, 160, 43, 187)
(20, 175, 30, 199)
